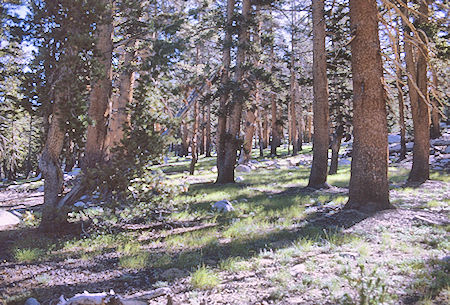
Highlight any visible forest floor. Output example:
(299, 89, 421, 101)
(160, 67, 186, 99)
(0, 145, 449, 305)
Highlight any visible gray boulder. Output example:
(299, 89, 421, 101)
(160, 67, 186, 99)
(235, 164, 251, 173)
(213, 200, 235, 212)
(0, 210, 21, 227)
(24, 298, 41, 305)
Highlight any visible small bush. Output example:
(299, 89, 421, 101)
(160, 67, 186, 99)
(14, 248, 45, 263)
(190, 265, 220, 289)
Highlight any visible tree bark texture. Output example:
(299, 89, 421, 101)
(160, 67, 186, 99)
(39, 93, 67, 232)
(84, 0, 113, 168)
(308, 0, 330, 188)
(106, 42, 135, 158)
(345, 0, 391, 212)
(405, 0, 430, 183)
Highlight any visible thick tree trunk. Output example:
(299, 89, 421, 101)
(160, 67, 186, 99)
(106, 43, 135, 158)
(84, 0, 113, 168)
(39, 94, 67, 232)
(405, 0, 430, 183)
(221, 0, 250, 181)
(344, 0, 392, 212)
(216, 0, 235, 183)
(308, 0, 329, 189)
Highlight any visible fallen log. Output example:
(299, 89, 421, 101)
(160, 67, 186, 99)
(56, 288, 172, 305)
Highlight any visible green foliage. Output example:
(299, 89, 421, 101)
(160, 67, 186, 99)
(13, 248, 45, 263)
(190, 265, 220, 289)
(339, 264, 393, 305)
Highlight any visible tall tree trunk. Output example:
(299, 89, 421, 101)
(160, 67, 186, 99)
(106, 42, 135, 158)
(180, 120, 189, 156)
(216, 0, 235, 183)
(205, 101, 212, 157)
(308, 0, 329, 189)
(394, 31, 407, 161)
(270, 96, 281, 156)
(329, 125, 343, 175)
(296, 82, 303, 151)
(430, 69, 441, 139)
(221, 0, 250, 181)
(200, 105, 205, 155)
(84, 0, 113, 168)
(405, 0, 430, 183)
(305, 103, 312, 143)
(262, 107, 269, 148)
(39, 93, 67, 232)
(344, 0, 392, 212)
(189, 100, 199, 175)
(241, 105, 258, 164)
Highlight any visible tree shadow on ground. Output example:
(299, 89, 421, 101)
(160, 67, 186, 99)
(1, 205, 376, 305)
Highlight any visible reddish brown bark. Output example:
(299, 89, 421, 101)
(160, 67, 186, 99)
(308, 0, 330, 189)
(84, 0, 113, 168)
(404, 0, 430, 183)
(344, 0, 392, 212)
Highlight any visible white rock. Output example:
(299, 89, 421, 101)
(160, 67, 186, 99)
(25, 298, 41, 305)
(0, 210, 21, 227)
(235, 164, 251, 173)
(210, 166, 217, 172)
(445, 146, 450, 154)
(213, 200, 235, 212)
(37, 185, 44, 192)
(236, 176, 244, 182)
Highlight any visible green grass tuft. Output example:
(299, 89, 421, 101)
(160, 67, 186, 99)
(190, 265, 220, 289)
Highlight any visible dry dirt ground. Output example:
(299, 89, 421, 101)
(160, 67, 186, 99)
(0, 153, 448, 305)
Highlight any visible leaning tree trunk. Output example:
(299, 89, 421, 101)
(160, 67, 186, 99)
(308, 0, 330, 189)
(84, 0, 113, 168)
(405, 0, 430, 183)
(344, 0, 392, 212)
(216, 0, 235, 183)
(39, 93, 67, 232)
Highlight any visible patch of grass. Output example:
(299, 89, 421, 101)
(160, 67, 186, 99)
(119, 252, 149, 269)
(223, 218, 272, 240)
(165, 229, 218, 249)
(150, 253, 173, 268)
(190, 265, 220, 289)
(14, 248, 45, 263)
(117, 241, 141, 255)
(218, 257, 251, 272)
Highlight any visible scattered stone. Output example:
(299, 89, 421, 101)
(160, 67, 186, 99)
(0, 210, 21, 227)
(445, 146, 450, 154)
(235, 164, 251, 173)
(213, 200, 235, 212)
(290, 264, 306, 276)
(210, 166, 217, 172)
(235, 176, 244, 182)
(37, 185, 44, 192)
(25, 298, 41, 305)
